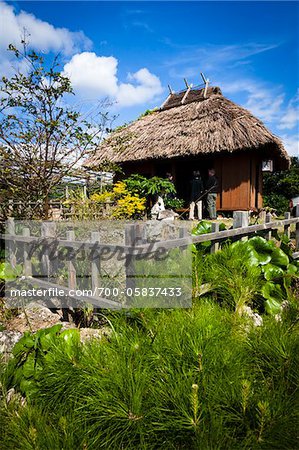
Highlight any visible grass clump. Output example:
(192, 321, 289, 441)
(1, 298, 298, 449)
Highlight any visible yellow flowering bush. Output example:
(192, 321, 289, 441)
(112, 194, 146, 219)
(112, 181, 127, 197)
(90, 191, 113, 203)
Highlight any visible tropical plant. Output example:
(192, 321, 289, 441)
(199, 235, 298, 315)
(123, 174, 176, 198)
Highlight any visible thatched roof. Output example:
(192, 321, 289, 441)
(85, 86, 290, 169)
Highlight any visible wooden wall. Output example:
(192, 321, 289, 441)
(120, 151, 263, 211)
(217, 153, 263, 211)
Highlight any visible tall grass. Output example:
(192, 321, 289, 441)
(1, 298, 298, 449)
(201, 242, 264, 313)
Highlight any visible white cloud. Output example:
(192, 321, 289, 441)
(281, 134, 299, 157)
(164, 43, 279, 74)
(63, 54, 163, 107)
(0, 1, 163, 109)
(0, 1, 91, 76)
(117, 68, 163, 106)
(277, 90, 299, 130)
(63, 52, 119, 97)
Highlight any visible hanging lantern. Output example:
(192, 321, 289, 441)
(262, 160, 273, 172)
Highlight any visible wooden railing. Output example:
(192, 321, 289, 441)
(0, 199, 113, 220)
(2, 208, 299, 309)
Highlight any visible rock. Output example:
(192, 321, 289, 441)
(5, 303, 63, 333)
(79, 327, 111, 343)
(0, 330, 23, 356)
(157, 209, 179, 221)
(239, 305, 263, 327)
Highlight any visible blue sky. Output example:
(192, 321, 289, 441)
(0, 1, 298, 155)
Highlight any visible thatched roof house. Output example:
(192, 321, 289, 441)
(86, 86, 290, 211)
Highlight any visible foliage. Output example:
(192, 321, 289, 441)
(200, 234, 298, 315)
(0, 40, 112, 218)
(63, 189, 103, 220)
(113, 194, 146, 219)
(0, 262, 22, 281)
(90, 190, 113, 203)
(138, 108, 158, 119)
(263, 157, 299, 214)
(164, 197, 185, 210)
(123, 174, 176, 198)
(263, 194, 289, 216)
(191, 220, 227, 254)
(3, 324, 81, 397)
(1, 300, 298, 449)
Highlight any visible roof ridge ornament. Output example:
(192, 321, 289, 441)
(181, 78, 193, 104)
(200, 72, 210, 98)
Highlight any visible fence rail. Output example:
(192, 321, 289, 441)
(1, 208, 299, 309)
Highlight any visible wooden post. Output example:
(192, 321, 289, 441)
(233, 211, 249, 228)
(22, 227, 32, 277)
(210, 222, 220, 253)
(284, 212, 291, 239)
(7, 217, 16, 268)
(66, 230, 76, 290)
(91, 231, 100, 296)
(125, 223, 145, 293)
(296, 205, 299, 250)
(41, 222, 56, 279)
(265, 212, 272, 241)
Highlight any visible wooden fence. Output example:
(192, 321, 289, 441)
(2, 208, 299, 309)
(0, 199, 113, 220)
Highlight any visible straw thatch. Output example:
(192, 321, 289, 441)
(86, 86, 290, 169)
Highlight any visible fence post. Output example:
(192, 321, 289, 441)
(265, 212, 272, 240)
(22, 227, 32, 277)
(66, 230, 76, 290)
(91, 231, 100, 296)
(233, 211, 248, 242)
(233, 211, 249, 228)
(210, 222, 219, 253)
(179, 225, 189, 250)
(125, 223, 145, 294)
(284, 212, 291, 239)
(41, 222, 56, 279)
(296, 205, 299, 250)
(7, 217, 16, 268)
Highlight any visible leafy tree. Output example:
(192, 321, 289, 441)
(263, 157, 299, 214)
(123, 174, 176, 197)
(0, 40, 113, 218)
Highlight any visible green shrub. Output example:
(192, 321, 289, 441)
(1, 300, 298, 449)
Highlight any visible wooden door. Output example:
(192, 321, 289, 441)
(220, 154, 251, 210)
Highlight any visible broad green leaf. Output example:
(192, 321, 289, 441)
(265, 298, 282, 315)
(0, 262, 23, 280)
(270, 248, 289, 267)
(60, 328, 80, 345)
(247, 248, 271, 266)
(12, 335, 35, 356)
(287, 263, 298, 275)
(261, 281, 284, 303)
(192, 221, 212, 236)
(19, 378, 36, 397)
(22, 355, 36, 378)
(263, 264, 284, 281)
(248, 236, 275, 253)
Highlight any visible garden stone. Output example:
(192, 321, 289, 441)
(0, 330, 23, 356)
